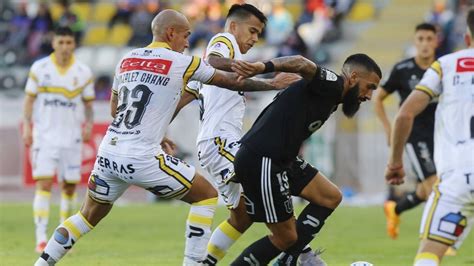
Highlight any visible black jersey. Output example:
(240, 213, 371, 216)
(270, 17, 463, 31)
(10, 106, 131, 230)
(240, 67, 343, 165)
(383, 57, 437, 138)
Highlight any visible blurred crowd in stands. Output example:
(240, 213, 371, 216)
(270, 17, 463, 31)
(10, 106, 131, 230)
(0, 0, 472, 99)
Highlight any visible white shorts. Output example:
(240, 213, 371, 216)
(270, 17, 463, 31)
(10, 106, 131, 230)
(31, 145, 82, 183)
(419, 169, 474, 246)
(197, 136, 242, 209)
(87, 150, 195, 203)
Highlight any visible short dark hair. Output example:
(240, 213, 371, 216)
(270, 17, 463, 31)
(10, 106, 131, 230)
(54, 26, 74, 37)
(227, 4, 267, 24)
(468, 7, 474, 37)
(415, 23, 436, 33)
(343, 53, 382, 79)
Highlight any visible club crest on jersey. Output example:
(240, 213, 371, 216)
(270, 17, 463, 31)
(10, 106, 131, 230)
(456, 57, 474, 72)
(120, 58, 172, 75)
(438, 212, 467, 237)
(320, 68, 338, 81)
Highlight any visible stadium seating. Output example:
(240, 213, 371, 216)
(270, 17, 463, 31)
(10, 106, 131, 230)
(92, 2, 116, 23)
(108, 24, 133, 46)
(82, 25, 108, 46)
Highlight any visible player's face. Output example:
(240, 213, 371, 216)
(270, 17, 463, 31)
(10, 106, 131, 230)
(52, 35, 75, 59)
(232, 15, 264, 54)
(343, 71, 380, 117)
(414, 30, 437, 59)
(170, 24, 191, 53)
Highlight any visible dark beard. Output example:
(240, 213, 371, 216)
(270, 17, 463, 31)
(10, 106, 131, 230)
(342, 84, 360, 118)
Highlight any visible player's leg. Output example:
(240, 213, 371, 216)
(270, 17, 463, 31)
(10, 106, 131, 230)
(276, 168, 341, 266)
(199, 138, 253, 265)
(35, 152, 131, 265)
(31, 147, 57, 253)
(58, 147, 82, 222)
(231, 149, 297, 265)
(385, 140, 437, 239)
(180, 172, 218, 265)
(414, 170, 472, 266)
(231, 218, 298, 265)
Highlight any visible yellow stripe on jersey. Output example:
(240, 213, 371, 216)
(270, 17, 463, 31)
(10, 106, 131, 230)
(422, 179, 441, 239)
(51, 53, 75, 75)
(208, 51, 224, 58)
(38, 86, 84, 99)
(29, 72, 39, 83)
(204, 70, 217, 84)
(415, 85, 436, 99)
(210, 36, 235, 59)
(183, 56, 201, 87)
(155, 154, 192, 189)
(430, 60, 442, 78)
(146, 41, 172, 50)
(214, 137, 235, 162)
(184, 85, 200, 99)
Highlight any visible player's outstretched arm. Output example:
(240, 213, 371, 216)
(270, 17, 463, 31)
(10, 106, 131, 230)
(207, 70, 283, 91)
(207, 55, 235, 72)
(231, 55, 318, 81)
(386, 90, 431, 184)
(374, 87, 392, 146)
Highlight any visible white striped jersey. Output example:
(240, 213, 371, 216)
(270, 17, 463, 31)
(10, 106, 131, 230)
(415, 48, 474, 174)
(99, 42, 216, 156)
(25, 53, 94, 148)
(186, 32, 246, 142)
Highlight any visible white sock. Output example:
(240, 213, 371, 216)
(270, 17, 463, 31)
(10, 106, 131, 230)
(35, 212, 93, 264)
(204, 220, 242, 264)
(183, 197, 217, 265)
(33, 190, 51, 245)
(60, 192, 77, 223)
(414, 252, 439, 266)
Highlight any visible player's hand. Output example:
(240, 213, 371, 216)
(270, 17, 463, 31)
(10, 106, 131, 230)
(161, 137, 177, 155)
(231, 60, 265, 80)
(384, 163, 405, 185)
(22, 125, 33, 147)
(270, 72, 302, 89)
(82, 124, 92, 142)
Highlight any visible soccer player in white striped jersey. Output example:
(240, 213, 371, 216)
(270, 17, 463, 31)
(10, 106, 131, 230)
(175, 4, 324, 265)
(34, 10, 285, 266)
(386, 8, 474, 266)
(23, 27, 95, 254)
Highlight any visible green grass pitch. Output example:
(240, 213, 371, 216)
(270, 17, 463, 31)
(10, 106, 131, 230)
(1, 203, 473, 265)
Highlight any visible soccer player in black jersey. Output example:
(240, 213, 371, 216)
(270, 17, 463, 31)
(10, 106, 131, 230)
(228, 54, 381, 265)
(374, 23, 439, 241)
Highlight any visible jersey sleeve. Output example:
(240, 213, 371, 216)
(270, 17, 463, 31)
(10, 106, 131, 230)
(308, 67, 343, 96)
(207, 35, 235, 59)
(415, 60, 442, 98)
(184, 80, 201, 99)
(184, 56, 217, 85)
(381, 66, 400, 94)
(81, 68, 95, 101)
(25, 63, 40, 97)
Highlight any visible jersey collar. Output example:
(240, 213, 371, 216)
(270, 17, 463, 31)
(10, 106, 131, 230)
(50, 52, 75, 75)
(146, 42, 172, 50)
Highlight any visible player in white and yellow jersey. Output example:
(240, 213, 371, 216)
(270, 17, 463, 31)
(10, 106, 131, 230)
(35, 10, 284, 266)
(175, 4, 323, 266)
(23, 27, 94, 254)
(386, 8, 474, 266)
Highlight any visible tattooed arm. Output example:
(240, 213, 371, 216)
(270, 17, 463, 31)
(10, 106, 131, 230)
(232, 55, 318, 81)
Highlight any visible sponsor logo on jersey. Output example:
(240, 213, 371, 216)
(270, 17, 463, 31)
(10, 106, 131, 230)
(120, 58, 172, 75)
(456, 57, 474, 72)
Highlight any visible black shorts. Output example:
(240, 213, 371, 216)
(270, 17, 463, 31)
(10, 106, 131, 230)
(405, 135, 436, 182)
(234, 144, 319, 223)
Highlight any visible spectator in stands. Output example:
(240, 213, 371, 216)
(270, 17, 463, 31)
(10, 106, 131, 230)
(28, 2, 54, 60)
(188, 1, 225, 49)
(94, 75, 112, 101)
(5, 2, 30, 49)
(128, 2, 155, 47)
(57, 0, 85, 44)
(265, 0, 294, 46)
(109, 0, 133, 28)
